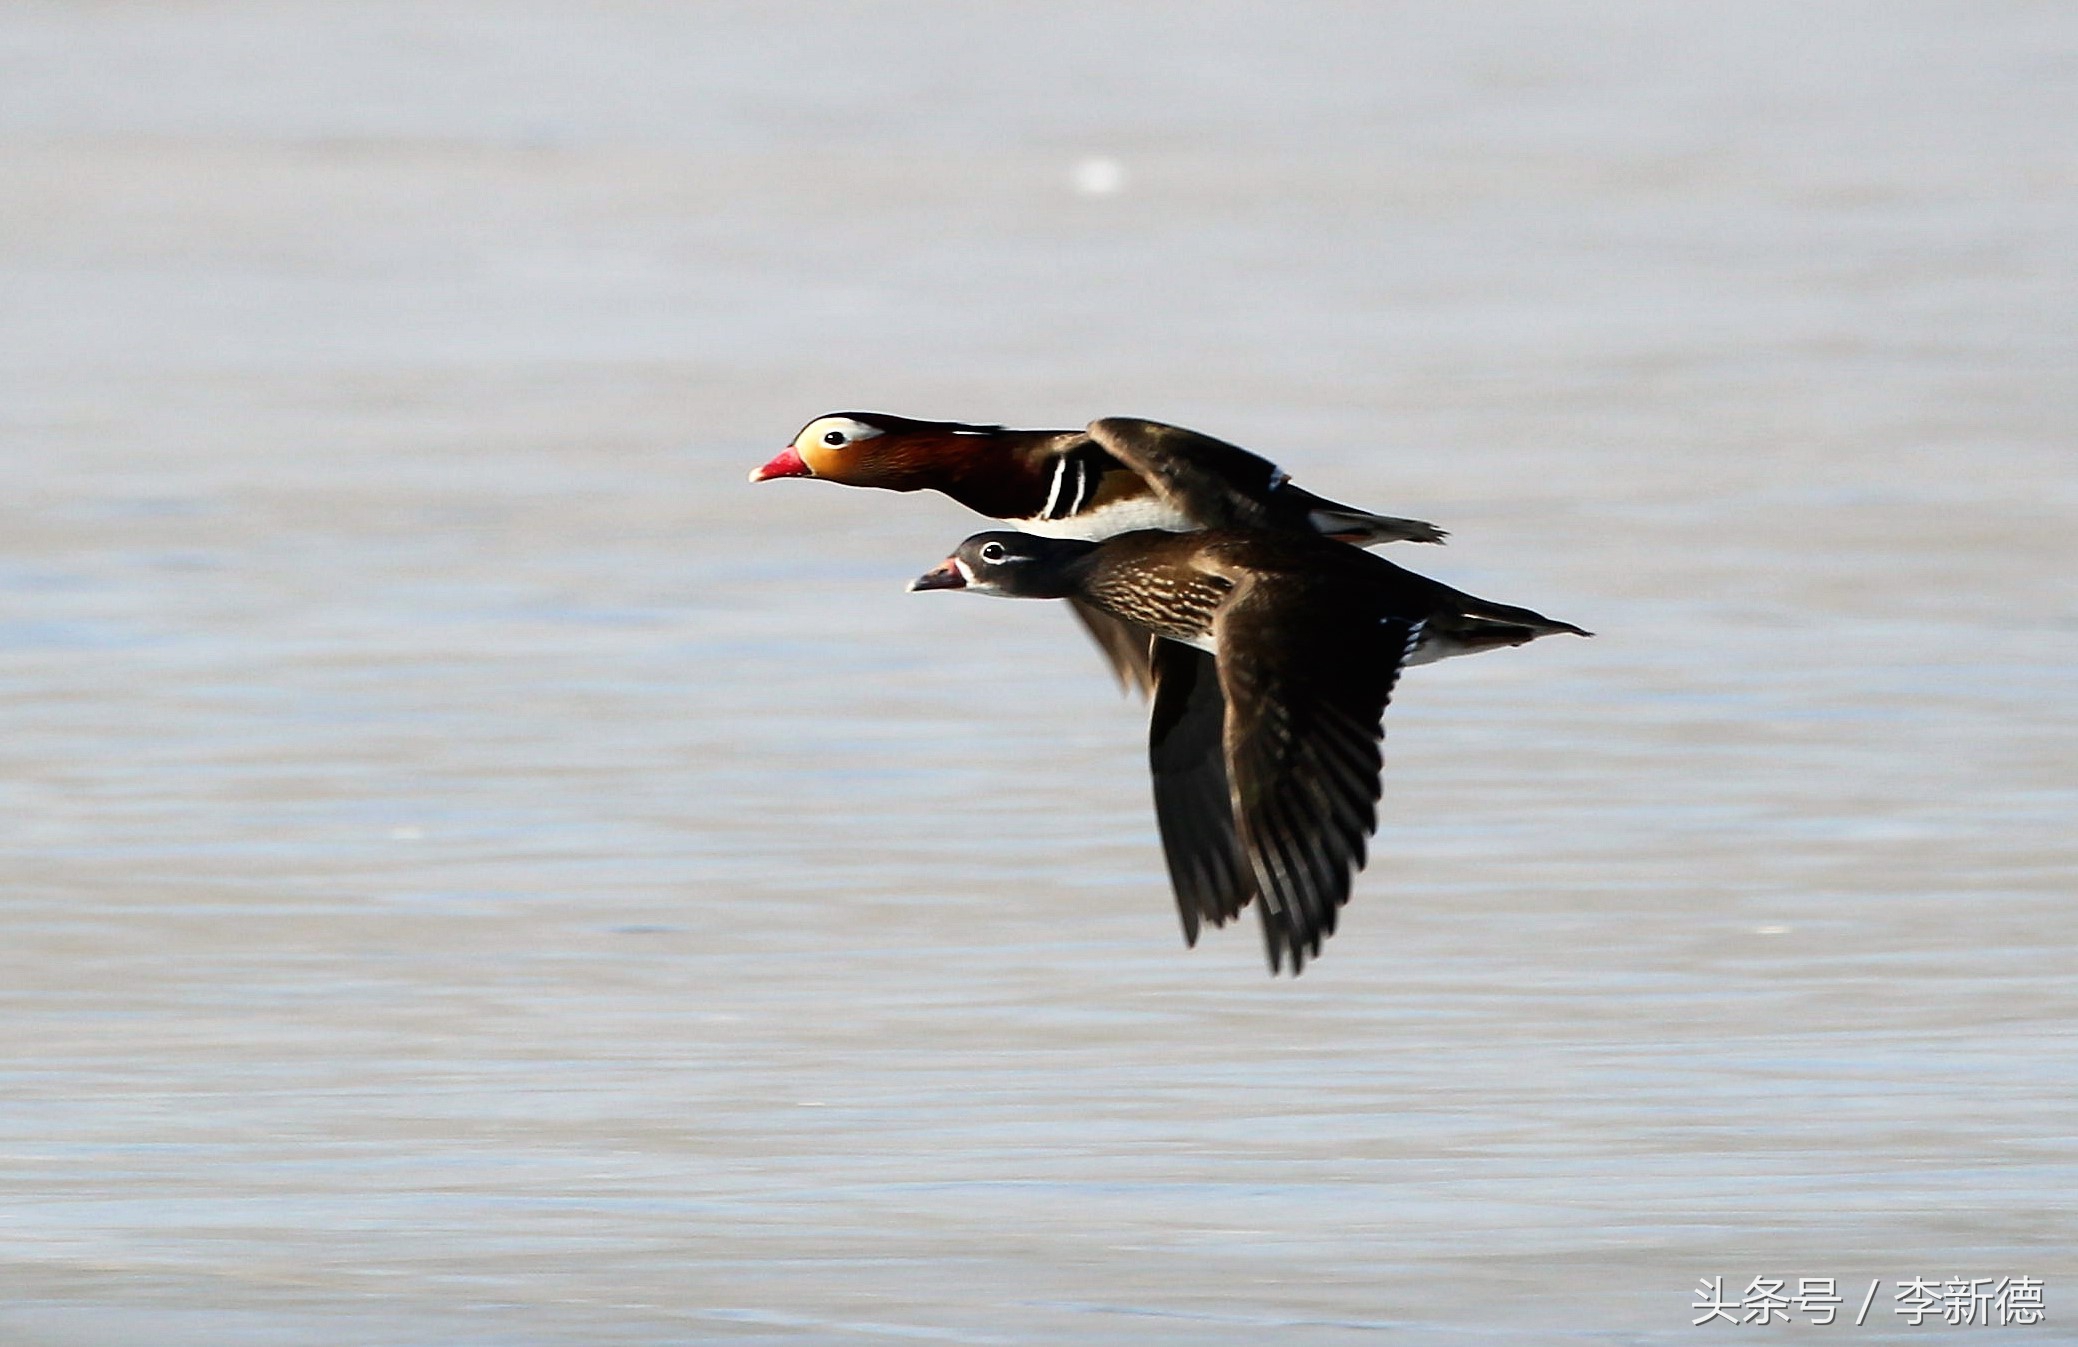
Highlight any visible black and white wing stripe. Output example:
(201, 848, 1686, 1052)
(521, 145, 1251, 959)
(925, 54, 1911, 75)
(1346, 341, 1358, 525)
(1039, 446, 1100, 522)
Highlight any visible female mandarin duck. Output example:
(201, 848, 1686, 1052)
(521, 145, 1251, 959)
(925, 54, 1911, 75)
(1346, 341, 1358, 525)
(752, 413, 1447, 691)
(909, 529, 1590, 973)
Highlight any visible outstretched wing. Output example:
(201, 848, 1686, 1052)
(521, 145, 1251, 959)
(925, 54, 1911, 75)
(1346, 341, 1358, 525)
(1067, 599, 1157, 697)
(1215, 578, 1421, 972)
(1084, 417, 1285, 531)
(1147, 640, 1255, 945)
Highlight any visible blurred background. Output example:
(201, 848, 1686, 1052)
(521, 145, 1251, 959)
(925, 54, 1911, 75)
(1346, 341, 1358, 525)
(2, 3, 2073, 1344)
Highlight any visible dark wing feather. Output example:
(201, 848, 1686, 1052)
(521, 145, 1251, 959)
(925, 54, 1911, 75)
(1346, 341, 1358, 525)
(1147, 640, 1256, 947)
(1215, 579, 1420, 972)
(1087, 417, 1449, 549)
(1084, 417, 1283, 531)
(1067, 598, 1156, 697)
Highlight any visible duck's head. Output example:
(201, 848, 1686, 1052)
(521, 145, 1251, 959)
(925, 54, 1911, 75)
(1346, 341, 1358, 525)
(750, 412, 1003, 489)
(908, 531, 1095, 599)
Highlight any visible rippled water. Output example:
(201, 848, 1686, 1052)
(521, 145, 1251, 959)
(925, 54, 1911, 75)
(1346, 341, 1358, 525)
(3, 3, 2074, 1343)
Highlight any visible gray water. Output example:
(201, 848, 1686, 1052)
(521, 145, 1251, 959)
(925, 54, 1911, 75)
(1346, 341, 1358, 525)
(3, 3, 2075, 1344)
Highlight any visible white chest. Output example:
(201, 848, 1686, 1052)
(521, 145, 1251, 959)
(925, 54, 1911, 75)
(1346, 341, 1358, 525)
(1013, 495, 1196, 541)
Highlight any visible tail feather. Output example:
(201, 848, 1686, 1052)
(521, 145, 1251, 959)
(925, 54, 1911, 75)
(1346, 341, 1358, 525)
(1451, 595, 1592, 639)
(1306, 506, 1448, 546)
(1411, 612, 1593, 666)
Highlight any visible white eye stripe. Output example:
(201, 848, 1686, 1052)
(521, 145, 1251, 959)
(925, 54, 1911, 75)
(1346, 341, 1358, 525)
(805, 417, 885, 448)
(973, 540, 1037, 566)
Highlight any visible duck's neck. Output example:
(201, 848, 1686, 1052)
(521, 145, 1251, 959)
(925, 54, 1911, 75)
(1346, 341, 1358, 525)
(918, 430, 1078, 520)
(1010, 539, 1104, 600)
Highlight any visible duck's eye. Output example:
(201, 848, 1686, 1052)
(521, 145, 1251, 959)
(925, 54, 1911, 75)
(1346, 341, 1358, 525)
(979, 541, 1008, 563)
(821, 430, 848, 446)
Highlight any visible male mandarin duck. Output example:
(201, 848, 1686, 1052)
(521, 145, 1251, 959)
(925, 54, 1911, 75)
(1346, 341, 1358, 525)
(752, 413, 1446, 691)
(909, 529, 1590, 973)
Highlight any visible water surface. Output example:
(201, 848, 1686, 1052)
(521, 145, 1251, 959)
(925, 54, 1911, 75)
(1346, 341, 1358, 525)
(2, 3, 2074, 1343)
